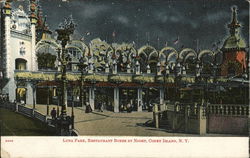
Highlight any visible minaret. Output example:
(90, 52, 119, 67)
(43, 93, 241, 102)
(220, 7, 246, 76)
(227, 7, 241, 36)
(2, 0, 12, 78)
(36, 3, 52, 41)
(29, 0, 38, 71)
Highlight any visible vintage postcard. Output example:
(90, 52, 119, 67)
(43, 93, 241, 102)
(0, 0, 249, 157)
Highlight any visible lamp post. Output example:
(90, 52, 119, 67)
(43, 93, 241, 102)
(0, 70, 3, 94)
(161, 64, 166, 101)
(174, 61, 182, 101)
(46, 79, 50, 116)
(195, 62, 204, 104)
(56, 16, 76, 135)
(71, 86, 74, 129)
(78, 57, 88, 111)
(165, 65, 170, 101)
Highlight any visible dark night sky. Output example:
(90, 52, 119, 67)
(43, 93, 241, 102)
(12, 0, 249, 50)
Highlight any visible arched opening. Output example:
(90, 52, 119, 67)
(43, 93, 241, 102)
(228, 64, 236, 76)
(15, 58, 27, 70)
(16, 88, 26, 103)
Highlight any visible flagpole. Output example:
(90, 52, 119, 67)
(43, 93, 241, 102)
(196, 39, 199, 53)
(112, 30, 116, 43)
(157, 36, 160, 50)
(136, 33, 139, 48)
(148, 32, 150, 45)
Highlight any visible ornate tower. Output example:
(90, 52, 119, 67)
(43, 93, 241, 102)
(30, 0, 38, 71)
(220, 7, 247, 76)
(36, 5, 52, 42)
(2, 0, 12, 78)
(0, 1, 38, 102)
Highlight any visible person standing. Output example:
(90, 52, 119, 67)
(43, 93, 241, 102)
(51, 107, 57, 120)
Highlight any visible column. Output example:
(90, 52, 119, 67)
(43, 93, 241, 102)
(153, 103, 159, 128)
(114, 87, 119, 113)
(127, 64, 131, 73)
(31, 23, 37, 71)
(135, 61, 140, 75)
(4, 13, 11, 78)
(113, 60, 117, 74)
(89, 87, 95, 110)
(198, 106, 207, 135)
(4, 78, 16, 102)
(160, 88, 164, 105)
(157, 62, 161, 76)
(32, 85, 36, 109)
(105, 63, 110, 73)
(137, 88, 142, 112)
(64, 87, 67, 108)
(26, 82, 34, 105)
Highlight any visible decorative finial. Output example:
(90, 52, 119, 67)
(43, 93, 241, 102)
(232, 6, 237, 24)
(228, 6, 241, 36)
(29, 0, 38, 24)
(18, 5, 24, 11)
(3, 0, 12, 15)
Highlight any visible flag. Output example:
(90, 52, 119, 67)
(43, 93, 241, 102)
(173, 37, 179, 45)
(112, 30, 116, 37)
(165, 41, 168, 46)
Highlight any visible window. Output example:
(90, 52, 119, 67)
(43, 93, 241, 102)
(15, 58, 27, 70)
(19, 41, 25, 55)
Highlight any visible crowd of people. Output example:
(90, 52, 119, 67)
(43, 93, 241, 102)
(85, 101, 155, 113)
(47, 100, 156, 121)
(0, 94, 9, 103)
(119, 102, 154, 113)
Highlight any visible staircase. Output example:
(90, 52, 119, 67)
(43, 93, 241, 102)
(159, 111, 171, 130)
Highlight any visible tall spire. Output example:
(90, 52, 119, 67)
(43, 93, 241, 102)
(227, 6, 241, 36)
(29, 0, 38, 24)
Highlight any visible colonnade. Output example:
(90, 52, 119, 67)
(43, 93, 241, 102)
(20, 81, 166, 113)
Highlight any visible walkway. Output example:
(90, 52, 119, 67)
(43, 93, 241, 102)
(26, 104, 239, 136)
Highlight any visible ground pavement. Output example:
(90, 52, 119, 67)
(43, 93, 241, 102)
(26, 104, 238, 136)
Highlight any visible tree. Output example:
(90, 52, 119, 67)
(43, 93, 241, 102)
(37, 53, 57, 70)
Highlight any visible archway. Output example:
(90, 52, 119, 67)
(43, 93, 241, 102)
(227, 63, 237, 76)
(15, 58, 27, 70)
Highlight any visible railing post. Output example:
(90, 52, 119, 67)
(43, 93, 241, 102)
(225, 106, 229, 115)
(153, 103, 159, 128)
(15, 102, 18, 112)
(230, 106, 233, 115)
(198, 104, 206, 135)
(243, 106, 247, 116)
(184, 104, 189, 133)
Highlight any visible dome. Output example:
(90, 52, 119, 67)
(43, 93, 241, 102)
(222, 35, 246, 51)
(221, 7, 247, 51)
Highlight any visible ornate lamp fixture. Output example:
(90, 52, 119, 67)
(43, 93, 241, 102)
(55, 16, 76, 136)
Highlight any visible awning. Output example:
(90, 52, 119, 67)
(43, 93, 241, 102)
(95, 82, 116, 87)
(37, 81, 60, 87)
(119, 82, 140, 88)
(143, 83, 161, 87)
(69, 81, 92, 87)
(180, 87, 193, 91)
